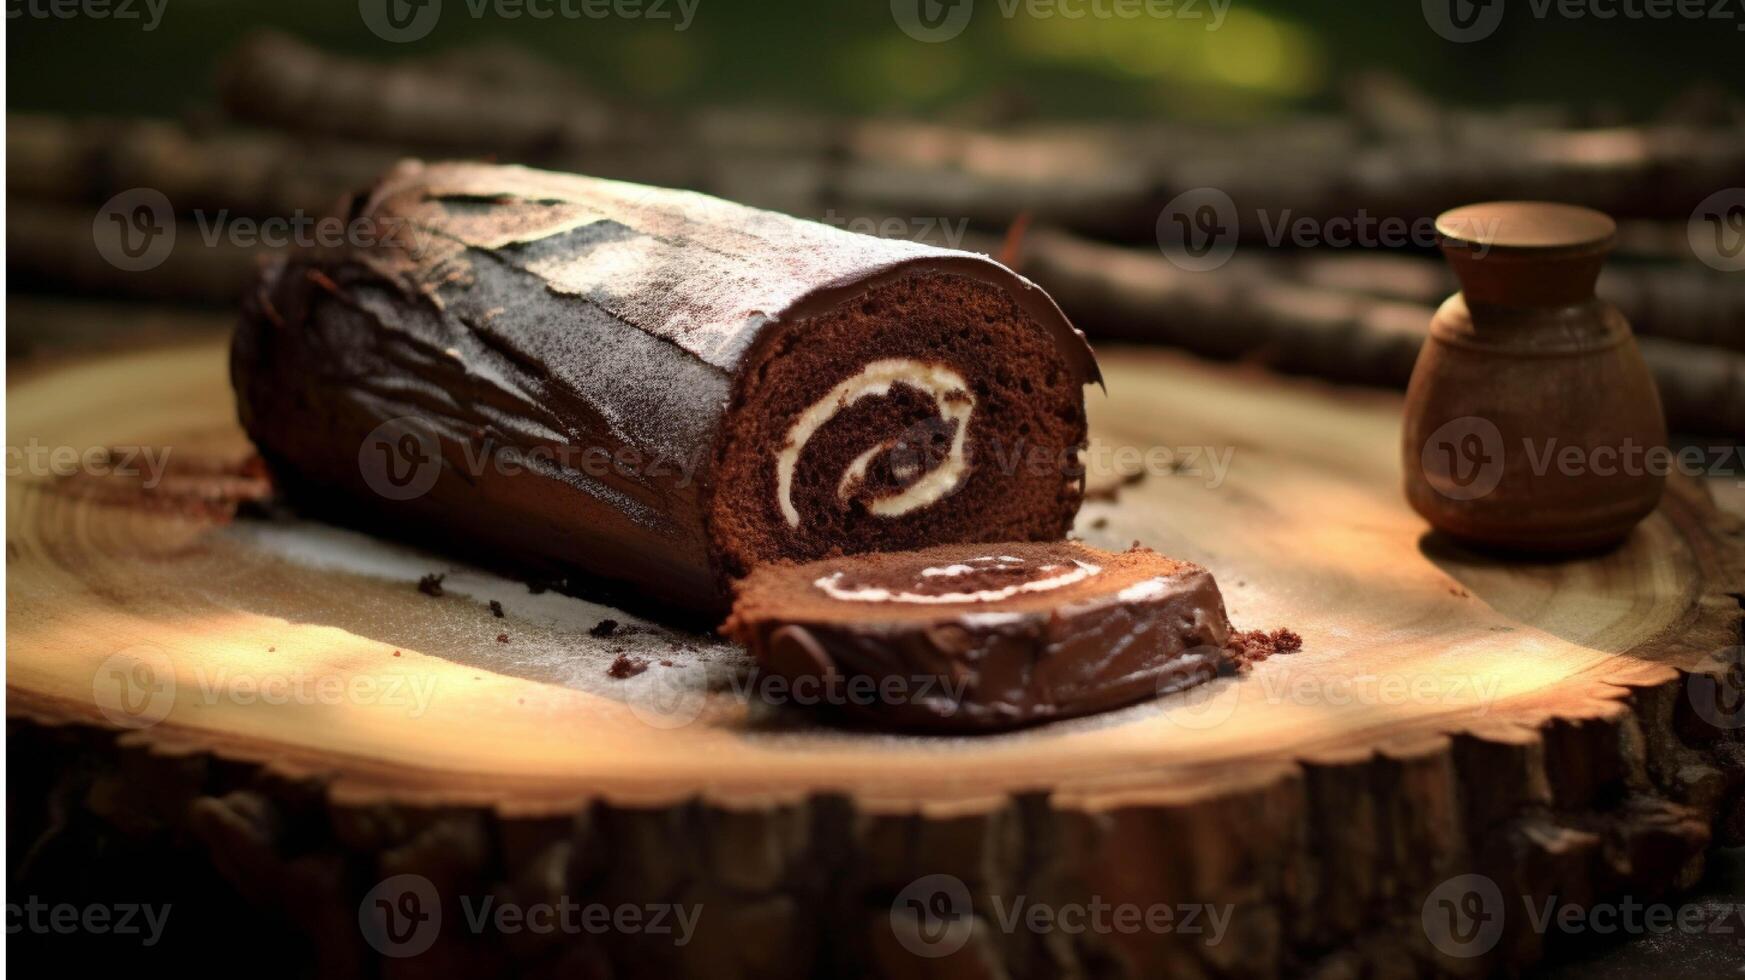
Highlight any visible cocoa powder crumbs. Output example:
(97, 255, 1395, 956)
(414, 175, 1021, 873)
(417, 573, 445, 597)
(1227, 628, 1303, 671)
(589, 619, 620, 638)
(496, 633, 509, 644)
(489, 600, 505, 618)
(607, 654, 648, 679)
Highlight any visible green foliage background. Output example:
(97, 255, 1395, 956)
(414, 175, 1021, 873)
(8, 0, 1742, 120)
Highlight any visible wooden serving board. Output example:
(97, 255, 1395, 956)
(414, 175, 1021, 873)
(9, 337, 1743, 978)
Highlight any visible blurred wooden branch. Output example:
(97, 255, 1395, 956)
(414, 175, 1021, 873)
(8, 114, 396, 217)
(6, 200, 268, 306)
(8, 33, 1740, 437)
(1001, 228, 1745, 437)
(213, 32, 1745, 242)
(1284, 252, 1745, 354)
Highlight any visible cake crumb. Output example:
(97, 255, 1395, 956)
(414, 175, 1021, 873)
(608, 654, 648, 679)
(496, 633, 510, 644)
(1090, 516, 1108, 530)
(659, 659, 674, 667)
(589, 619, 620, 638)
(392, 650, 402, 657)
(417, 573, 445, 597)
(1227, 628, 1303, 671)
(489, 600, 505, 618)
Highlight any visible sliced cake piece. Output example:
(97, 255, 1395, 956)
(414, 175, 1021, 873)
(723, 541, 1234, 731)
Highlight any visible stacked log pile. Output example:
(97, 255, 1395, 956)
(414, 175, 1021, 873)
(8, 31, 1741, 434)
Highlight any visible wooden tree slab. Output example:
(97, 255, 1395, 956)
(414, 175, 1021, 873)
(9, 337, 1744, 978)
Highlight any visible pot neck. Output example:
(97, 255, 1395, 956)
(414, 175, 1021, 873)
(1441, 243, 1608, 311)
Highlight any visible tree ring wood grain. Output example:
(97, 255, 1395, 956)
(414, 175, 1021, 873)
(9, 339, 1743, 978)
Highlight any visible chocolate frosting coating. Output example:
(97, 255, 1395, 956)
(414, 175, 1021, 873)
(231, 162, 1097, 612)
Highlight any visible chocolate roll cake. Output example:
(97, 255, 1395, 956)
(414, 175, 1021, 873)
(724, 542, 1235, 731)
(232, 162, 1098, 613)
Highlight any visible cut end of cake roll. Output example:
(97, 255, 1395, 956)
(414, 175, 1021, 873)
(708, 264, 1093, 582)
(723, 541, 1235, 732)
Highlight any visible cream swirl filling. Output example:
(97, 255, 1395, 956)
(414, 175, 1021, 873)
(813, 559, 1101, 604)
(775, 359, 974, 528)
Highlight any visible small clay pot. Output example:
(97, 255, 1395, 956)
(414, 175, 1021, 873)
(1402, 202, 1667, 553)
